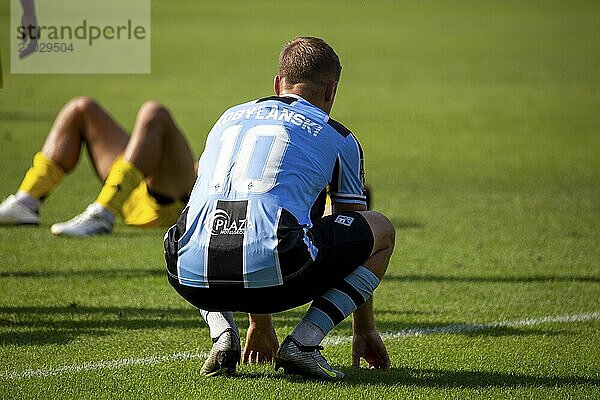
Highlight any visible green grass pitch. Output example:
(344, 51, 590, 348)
(1, 1, 599, 399)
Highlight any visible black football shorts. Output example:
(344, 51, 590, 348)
(165, 211, 374, 313)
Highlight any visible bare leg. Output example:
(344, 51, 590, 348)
(358, 210, 395, 279)
(41, 96, 129, 181)
(123, 101, 196, 199)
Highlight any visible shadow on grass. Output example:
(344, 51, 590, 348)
(106, 229, 167, 238)
(4, 269, 598, 283)
(0, 305, 564, 346)
(389, 217, 425, 230)
(0, 225, 164, 238)
(214, 367, 600, 389)
(384, 273, 600, 284)
(0, 268, 165, 278)
(0, 306, 201, 346)
(335, 366, 600, 388)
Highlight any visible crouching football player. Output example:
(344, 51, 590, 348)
(165, 37, 394, 380)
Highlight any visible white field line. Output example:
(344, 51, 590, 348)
(1, 352, 208, 380)
(2, 311, 599, 380)
(322, 311, 600, 346)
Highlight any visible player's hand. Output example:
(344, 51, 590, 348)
(242, 314, 279, 364)
(352, 329, 390, 370)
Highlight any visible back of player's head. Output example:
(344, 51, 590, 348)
(278, 37, 342, 87)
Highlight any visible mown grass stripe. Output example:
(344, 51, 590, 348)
(2, 311, 598, 380)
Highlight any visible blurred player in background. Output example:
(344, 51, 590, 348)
(0, 98, 196, 236)
(165, 37, 394, 380)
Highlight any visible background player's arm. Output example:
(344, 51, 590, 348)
(242, 314, 279, 364)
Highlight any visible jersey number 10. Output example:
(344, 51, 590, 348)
(210, 124, 290, 194)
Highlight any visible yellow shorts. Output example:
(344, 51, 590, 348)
(121, 182, 185, 228)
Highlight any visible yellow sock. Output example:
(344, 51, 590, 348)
(18, 152, 65, 199)
(96, 157, 145, 215)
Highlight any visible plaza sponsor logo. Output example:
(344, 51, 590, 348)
(207, 209, 248, 236)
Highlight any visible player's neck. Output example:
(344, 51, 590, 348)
(279, 87, 332, 115)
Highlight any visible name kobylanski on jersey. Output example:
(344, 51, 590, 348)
(215, 103, 324, 137)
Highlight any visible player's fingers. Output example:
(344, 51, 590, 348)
(242, 349, 250, 364)
(264, 351, 273, 362)
(373, 352, 390, 370)
(379, 349, 390, 370)
(256, 352, 266, 363)
(382, 356, 390, 370)
(352, 352, 360, 368)
(368, 359, 385, 369)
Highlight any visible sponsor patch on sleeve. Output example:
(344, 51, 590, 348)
(334, 215, 354, 226)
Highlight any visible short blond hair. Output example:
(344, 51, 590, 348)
(278, 37, 342, 86)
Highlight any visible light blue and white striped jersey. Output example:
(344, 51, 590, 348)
(175, 94, 366, 288)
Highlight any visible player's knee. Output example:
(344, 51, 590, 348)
(137, 100, 171, 126)
(366, 211, 395, 252)
(379, 213, 396, 252)
(68, 96, 99, 116)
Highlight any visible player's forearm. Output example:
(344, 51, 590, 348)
(352, 297, 376, 334)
